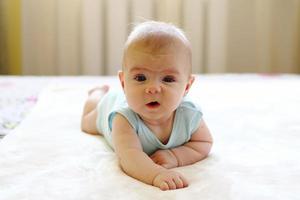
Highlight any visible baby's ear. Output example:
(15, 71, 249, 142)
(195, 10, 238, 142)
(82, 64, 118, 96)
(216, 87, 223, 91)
(184, 75, 195, 95)
(118, 70, 125, 89)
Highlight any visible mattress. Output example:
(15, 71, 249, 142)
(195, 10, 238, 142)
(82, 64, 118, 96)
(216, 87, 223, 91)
(0, 76, 50, 138)
(0, 75, 299, 200)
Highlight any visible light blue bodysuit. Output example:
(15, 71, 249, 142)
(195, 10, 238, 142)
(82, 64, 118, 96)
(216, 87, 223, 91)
(96, 90, 203, 155)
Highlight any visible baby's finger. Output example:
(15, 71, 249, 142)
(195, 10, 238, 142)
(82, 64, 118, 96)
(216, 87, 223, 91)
(172, 177, 184, 189)
(179, 175, 189, 188)
(159, 182, 169, 191)
(166, 179, 177, 190)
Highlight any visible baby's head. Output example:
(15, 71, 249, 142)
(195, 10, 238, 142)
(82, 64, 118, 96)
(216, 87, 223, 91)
(122, 21, 192, 76)
(119, 21, 195, 122)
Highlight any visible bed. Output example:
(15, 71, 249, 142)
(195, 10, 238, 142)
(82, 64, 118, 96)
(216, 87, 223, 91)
(0, 74, 299, 200)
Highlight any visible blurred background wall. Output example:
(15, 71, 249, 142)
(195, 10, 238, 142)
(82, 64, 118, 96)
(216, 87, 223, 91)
(0, 0, 21, 75)
(0, 0, 299, 75)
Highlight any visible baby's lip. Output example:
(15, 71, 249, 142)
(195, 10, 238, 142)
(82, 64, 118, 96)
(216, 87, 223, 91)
(146, 101, 160, 109)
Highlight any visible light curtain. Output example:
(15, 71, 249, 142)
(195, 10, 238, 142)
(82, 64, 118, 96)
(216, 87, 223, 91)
(6, 0, 300, 75)
(0, 0, 21, 75)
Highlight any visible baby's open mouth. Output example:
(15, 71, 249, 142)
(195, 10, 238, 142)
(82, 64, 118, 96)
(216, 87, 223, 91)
(146, 101, 160, 108)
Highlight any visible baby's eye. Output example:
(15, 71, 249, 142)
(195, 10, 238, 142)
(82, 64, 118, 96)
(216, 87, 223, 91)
(134, 74, 147, 82)
(162, 76, 176, 83)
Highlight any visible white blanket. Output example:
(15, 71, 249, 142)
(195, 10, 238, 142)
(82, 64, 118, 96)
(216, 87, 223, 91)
(0, 75, 299, 200)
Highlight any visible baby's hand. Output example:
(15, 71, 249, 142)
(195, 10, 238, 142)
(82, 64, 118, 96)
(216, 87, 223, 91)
(153, 170, 188, 191)
(150, 149, 178, 169)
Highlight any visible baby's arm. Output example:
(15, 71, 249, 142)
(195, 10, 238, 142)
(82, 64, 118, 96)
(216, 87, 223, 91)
(112, 114, 188, 190)
(151, 120, 213, 168)
(170, 120, 213, 166)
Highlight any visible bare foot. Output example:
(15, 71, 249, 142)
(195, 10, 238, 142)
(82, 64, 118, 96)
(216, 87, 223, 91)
(88, 85, 110, 96)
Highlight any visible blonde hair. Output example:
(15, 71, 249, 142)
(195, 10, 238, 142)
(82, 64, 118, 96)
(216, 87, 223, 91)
(122, 21, 192, 72)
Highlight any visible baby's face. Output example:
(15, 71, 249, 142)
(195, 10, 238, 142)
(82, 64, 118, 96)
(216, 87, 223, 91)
(119, 45, 194, 123)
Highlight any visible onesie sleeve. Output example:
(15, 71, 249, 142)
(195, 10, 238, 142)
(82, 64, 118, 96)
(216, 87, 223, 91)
(108, 107, 139, 133)
(180, 100, 203, 135)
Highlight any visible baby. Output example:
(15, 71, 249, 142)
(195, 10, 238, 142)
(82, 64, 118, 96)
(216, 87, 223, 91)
(81, 21, 213, 191)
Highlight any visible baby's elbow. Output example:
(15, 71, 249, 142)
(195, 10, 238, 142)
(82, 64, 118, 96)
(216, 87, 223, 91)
(205, 141, 213, 156)
(204, 134, 213, 155)
(187, 141, 213, 160)
(200, 141, 213, 158)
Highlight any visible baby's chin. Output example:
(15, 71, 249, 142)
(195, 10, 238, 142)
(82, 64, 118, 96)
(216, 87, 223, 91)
(139, 110, 175, 123)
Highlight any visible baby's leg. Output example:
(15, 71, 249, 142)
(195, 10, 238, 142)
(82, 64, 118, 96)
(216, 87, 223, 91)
(81, 85, 109, 135)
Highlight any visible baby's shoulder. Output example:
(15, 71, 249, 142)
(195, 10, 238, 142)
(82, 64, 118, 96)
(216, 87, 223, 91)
(175, 99, 203, 133)
(178, 98, 202, 112)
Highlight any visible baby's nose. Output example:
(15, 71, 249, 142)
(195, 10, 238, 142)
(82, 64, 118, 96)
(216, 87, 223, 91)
(145, 83, 161, 94)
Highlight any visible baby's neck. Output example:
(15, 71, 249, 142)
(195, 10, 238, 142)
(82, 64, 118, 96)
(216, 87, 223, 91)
(141, 112, 174, 127)
(141, 112, 175, 144)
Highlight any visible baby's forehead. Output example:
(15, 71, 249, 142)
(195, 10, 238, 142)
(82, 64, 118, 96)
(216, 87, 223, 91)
(126, 34, 190, 58)
(124, 45, 191, 75)
(122, 22, 192, 72)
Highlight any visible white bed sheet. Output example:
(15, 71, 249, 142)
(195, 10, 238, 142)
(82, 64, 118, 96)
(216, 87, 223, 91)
(0, 75, 299, 200)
